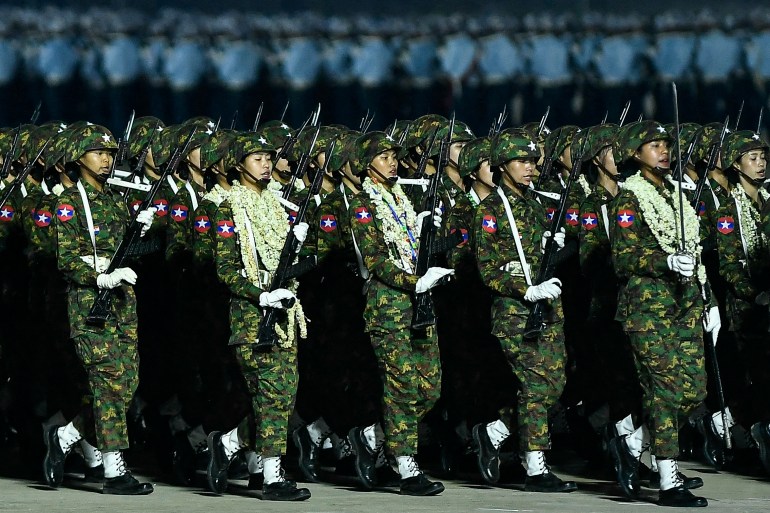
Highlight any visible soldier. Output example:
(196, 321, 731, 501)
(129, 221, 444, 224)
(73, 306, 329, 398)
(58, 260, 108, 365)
(714, 131, 770, 475)
(44, 123, 156, 494)
(346, 131, 452, 496)
(609, 120, 718, 507)
(205, 131, 312, 501)
(470, 128, 576, 493)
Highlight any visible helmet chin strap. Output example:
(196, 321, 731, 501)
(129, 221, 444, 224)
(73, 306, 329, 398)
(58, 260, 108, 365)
(738, 169, 766, 187)
(368, 165, 398, 185)
(501, 166, 529, 192)
(599, 165, 621, 182)
(470, 174, 496, 190)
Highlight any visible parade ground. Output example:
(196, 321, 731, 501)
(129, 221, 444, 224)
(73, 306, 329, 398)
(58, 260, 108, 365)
(1, 458, 768, 513)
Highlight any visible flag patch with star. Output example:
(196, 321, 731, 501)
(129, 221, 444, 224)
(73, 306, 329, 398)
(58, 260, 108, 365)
(452, 227, 469, 246)
(216, 219, 235, 237)
(319, 214, 337, 232)
(617, 209, 635, 228)
(0, 205, 14, 222)
(56, 204, 74, 222)
(34, 209, 52, 227)
(129, 200, 142, 212)
(171, 204, 189, 222)
(697, 201, 706, 216)
(194, 215, 211, 233)
(482, 215, 497, 233)
(153, 198, 169, 216)
(546, 207, 556, 221)
(565, 208, 580, 226)
(355, 207, 372, 223)
(287, 210, 298, 224)
(581, 212, 598, 230)
(717, 216, 734, 235)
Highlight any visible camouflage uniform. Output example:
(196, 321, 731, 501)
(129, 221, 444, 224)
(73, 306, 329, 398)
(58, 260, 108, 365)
(474, 129, 566, 451)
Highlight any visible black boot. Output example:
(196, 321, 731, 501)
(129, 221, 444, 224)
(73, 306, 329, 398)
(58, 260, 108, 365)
(751, 421, 770, 475)
(399, 474, 445, 496)
(171, 431, 196, 486)
(608, 436, 640, 498)
(348, 427, 377, 489)
(247, 472, 264, 490)
(376, 463, 402, 487)
(524, 471, 578, 493)
(292, 427, 319, 482)
(42, 425, 68, 488)
(472, 423, 500, 484)
(262, 480, 311, 501)
(696, 416, 726, 468)
(83, 464, 105, 483)
(206, 431, 232, 494)
(658, 485, 708, 507)
(649, 471, 703, 490)
(102, 473, 154, 495)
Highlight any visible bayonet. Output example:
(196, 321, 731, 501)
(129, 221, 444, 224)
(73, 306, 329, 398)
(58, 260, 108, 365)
(618, 100, 631, 127)
(252, 102, 264, 132)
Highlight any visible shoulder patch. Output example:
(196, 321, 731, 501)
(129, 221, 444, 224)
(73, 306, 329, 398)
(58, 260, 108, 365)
(216, 219, 235, 238)
(0, 204, 14, 222)
(452, 227, 469, 247)
(482, 214, 497, 233)
(546, 207, 556, 221)
(581, 212, 598, 230)
(129, 199, 142, 212)
(697, 201, 706, 217)
(34, 209, 53, 227)
(194, 215, 211, 233)
(717, 216, 734, 235)
(287, 210, 298, 225)
(56, 204, 75, 222)
(354, 207, 372, 224)
(319, 214, 337, 232)
(617, 209, 635, 228)
(565, 208, 580, 226)
(152, 198, 169, 216)
(170, 204, 189, 222)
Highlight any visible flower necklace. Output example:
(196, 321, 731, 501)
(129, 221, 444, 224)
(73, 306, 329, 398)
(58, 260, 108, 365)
(624, 172, 706, 283)
(577, 174, 592, 198)
(203, 183, 230, 207)
(731, 183, 769, 261)
(361, 177, 419, 273)
(228, 181, 307, 347)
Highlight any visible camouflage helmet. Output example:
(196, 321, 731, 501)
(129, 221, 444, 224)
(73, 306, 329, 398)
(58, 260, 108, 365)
(182, 116, 217, 132)
(458, 137, 492, 177)
(354, 131, 401, 175)
(234, 130, 278, 163)
(327, 130, 361, 172)
(260, 120, 293, 149)
(666, 122, 701, 161)
(721, 130, 769, 170)
(544, 125, 579, 161)
(43, 126, 75, 169)
(613, 120, 671, 164)
(150, 125, 178, 167)
(426, 121, 476, 158)
(24, 122, 66, 165)
(580, 124, 619, 162)
(199, 129, 238, 170)
(64, 124, 118, 164)
(406, 114, 447, 151)
(693, 122, 724, 164)
(286, 125, 340, 162)
(521, 121, 552, 145)
(491, 128, 540, 167)
(10, 124, 37, 163)
(128, 116, 165, 159)
(384, 119, 413, 145)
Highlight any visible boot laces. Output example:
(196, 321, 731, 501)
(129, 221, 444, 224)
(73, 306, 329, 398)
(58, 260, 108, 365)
(115, 453, 128, 476)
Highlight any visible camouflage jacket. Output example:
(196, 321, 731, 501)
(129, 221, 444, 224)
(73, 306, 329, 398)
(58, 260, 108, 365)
(699, 178, 731, 252)
(0, 180, 25, 252)
(24, 183, 60, 260)
(166, 180, 205, 264)
(441, 175, 474, 269)
(579, 184, 619, 318)
(303, 183, 356, 264)
(473, 186, 562, 338)
(714, 193, 770, 330)
(611, 178, 704, 332)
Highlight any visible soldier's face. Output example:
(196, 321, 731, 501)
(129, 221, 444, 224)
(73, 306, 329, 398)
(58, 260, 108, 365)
(449, 142, 466, 164)
(736, 150, 766, 181)
(239, 152, 273, 183)
(596, 146, 618, 175)
(560, 146, 572, 170)
(475, 159, 493, 184)
(502, 158, 536, 187)
(369, 150, 398, 181)
(635, 140, 670, 172)
(186, 147, 202, 171)
(79, 150, 114, 181)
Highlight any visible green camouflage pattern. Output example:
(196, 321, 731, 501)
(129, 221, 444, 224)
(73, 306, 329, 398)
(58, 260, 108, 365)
(10, 124, 37, 163)
(234, 130, 278, 164)
(580, 124, 619, 162)
(721, 130, 768, 170)
(426, 121, 476, 158)
(55, 179, 139, 451)
(407, 114, 447, 151)
(150, 125, 178, 167)
(521, 122, 552, 146)
(473, 186, 565, 450)
(42, 126, 75, 169)
(579, 185, 617, 318)
(693, 122, 723, 165)
(666, 122, 700, 161)
(23, 123, 63, 164)
(457, 137, 491, 178)
(63, 124, 118, 164)
(127, 116, 165, 159)
(613, 120, 671, 164)
(353, 131, 402, 176)
(286, 125, 339, 162)
(260, 120, 293, 149)
(200, 129, 238, 170)
(491, 128, 540, 166)
(326, 130, 360, 172)
(544, 125, 579, 161)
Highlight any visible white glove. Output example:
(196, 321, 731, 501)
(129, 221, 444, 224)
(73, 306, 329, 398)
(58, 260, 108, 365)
(96, 267, 137, 289)
(416, 207, 443, 237)
(524, 277, 563, 302)
(703, 305, 721, 338)
(541, 228, 566, 252)
(136, 207, 157, 238)
(415, 266, 455, 294)
(259, 288, 296, 309)
(667, 253, 695, 277)
(292, 221, 309, 245)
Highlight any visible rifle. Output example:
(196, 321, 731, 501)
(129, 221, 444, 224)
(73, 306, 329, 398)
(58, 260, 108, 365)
(402, 132, 437, 200)
(30, 101, 42, 125)
(0, 124, 21, 180)
(109, 110, 135, 179)
(86, 127, 197, 327)
(251, 102, 264, 132)
(537, 106, 549, 136)
(733, 100, 744, 131)
(672, 83, 687, 260)
(702, 283, 732, 454)
(412, 115, 455, 330)
(280, 126, 320, 200)
(254, 138, 336, 351)
(275, 109, 315, 163)
(0, 139, 51, 210)
(359, 109, 375, 133)
(488, 104, 509, 137)
(691, 116, 730, 209)
(534, 131, 561, 191)
(114, 124, 162, 196)
(757, 107, 764, 136)
(230, 109, 239, 130)
(279, 100, 290, 123)
(618, 100, 631, 127)
(523, 130, 590, 340)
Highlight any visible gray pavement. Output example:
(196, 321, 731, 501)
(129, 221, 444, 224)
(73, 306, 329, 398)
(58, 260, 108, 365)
(2, 460, 769, 513)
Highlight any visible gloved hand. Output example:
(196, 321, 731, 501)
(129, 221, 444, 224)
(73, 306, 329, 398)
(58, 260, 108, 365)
(667, 253, 695, 277)
(524, 277, 563, 302)
(416, 207, 443, 238)
(415, 266, 455, 294)
(703, 306, 721, 344)
(136, 207, 157, 237)
(96, 267, 137, 289)
(541, 228, 566, 252)
(292, 221, 309, 245)
(259, 288, 296, 309)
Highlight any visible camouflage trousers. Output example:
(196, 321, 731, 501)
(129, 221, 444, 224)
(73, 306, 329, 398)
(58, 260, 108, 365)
(628, 326, 707, 458)
(68, 286, 139, 452)
(233, 342, 298, 457)
(497, 321, 566, 451)
(370, 327, 441, 456)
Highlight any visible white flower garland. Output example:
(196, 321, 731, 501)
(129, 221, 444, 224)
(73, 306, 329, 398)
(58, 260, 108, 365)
(623, 172, 706, 284)
(228, 182, 307, 348)
(203, 183, 230, 207)
(267, 176, 305, 193)
(361, 177, 419, 274)
(577, 174, 592, 198)
(731, 183, 769, 261)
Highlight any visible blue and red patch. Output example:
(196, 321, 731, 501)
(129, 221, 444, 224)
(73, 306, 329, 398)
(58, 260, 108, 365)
(355, 207, 372, 224)
(617, 209, 635, 228)
(482, 215, 497, 233)
(319, 214, 337, 232)
(34, 210, 52, 227)
(565, 208, 580, 226)
(581, 212, 598, 231)
(717, 216, 734, 235)
(0, 205, 15, 222)
(194, 215, 211, 233)
(171, 204, 189, 222)
(152, 198, 169, 216)
(56, 204, 74, 222)
(216, 219, 235, 238)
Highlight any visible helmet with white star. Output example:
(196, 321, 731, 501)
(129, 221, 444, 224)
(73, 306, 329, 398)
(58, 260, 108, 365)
(64, 124, 118, 164)
(722, 130, 768, 170)
(491, 128, 540, 166)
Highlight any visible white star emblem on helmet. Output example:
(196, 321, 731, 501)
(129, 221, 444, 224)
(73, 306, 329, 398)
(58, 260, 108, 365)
(753, 133, 760, 140)
(259, 137, 268, 145)
(101, 134, 112, 143)
(528, 140, 537, 151)
(656, 125, 666, 133)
